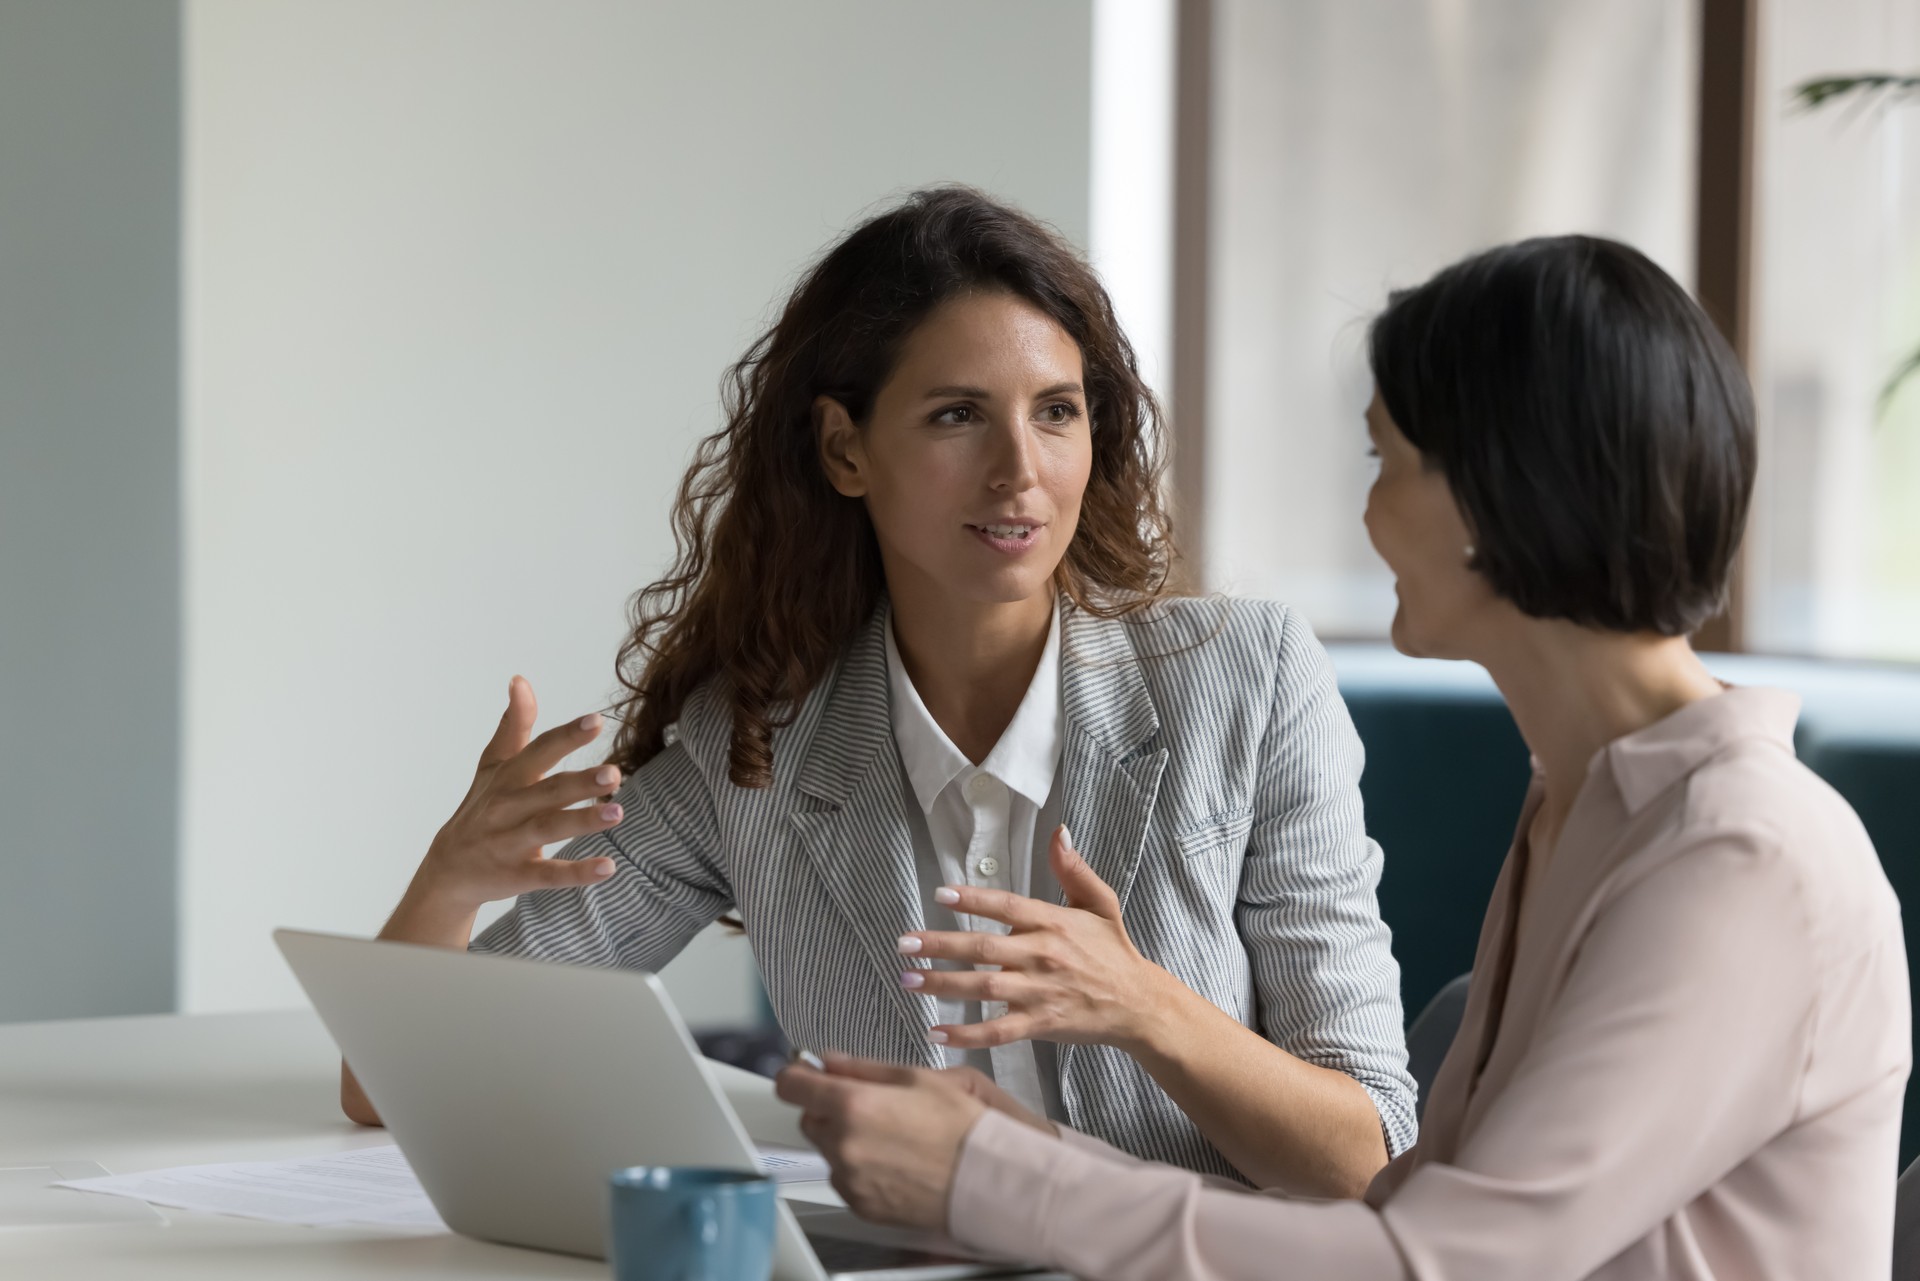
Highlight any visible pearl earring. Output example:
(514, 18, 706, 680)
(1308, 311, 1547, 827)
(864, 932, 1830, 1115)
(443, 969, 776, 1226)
(1464, 544, 1476, 562)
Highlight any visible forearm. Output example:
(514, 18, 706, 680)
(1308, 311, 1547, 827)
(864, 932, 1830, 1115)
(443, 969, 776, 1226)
(950, 1110, 1407, 1281)
(342, 873, 481, 1125)
(1126, 970, 1389, 1196)
(377, 866, 482, 950)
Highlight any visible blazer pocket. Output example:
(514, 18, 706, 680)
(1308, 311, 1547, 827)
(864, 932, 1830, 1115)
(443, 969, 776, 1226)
(1174, 809, 1254, 860)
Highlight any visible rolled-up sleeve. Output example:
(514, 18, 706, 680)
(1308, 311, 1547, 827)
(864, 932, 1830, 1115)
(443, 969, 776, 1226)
(947, 828, 1838, 1281)
(471, 739, 732, 972)
(1240, 607, 1418, 1155)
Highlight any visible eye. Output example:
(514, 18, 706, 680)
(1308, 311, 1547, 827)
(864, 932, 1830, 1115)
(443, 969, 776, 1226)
(932, 404, 976, 425)
(1041, 402, 1083, 426)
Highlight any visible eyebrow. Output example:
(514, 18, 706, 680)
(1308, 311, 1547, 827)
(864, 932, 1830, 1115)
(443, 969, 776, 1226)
(921, 382, 1086, 400)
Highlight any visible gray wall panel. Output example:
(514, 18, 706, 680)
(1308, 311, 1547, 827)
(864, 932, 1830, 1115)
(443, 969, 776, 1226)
(0, 0, 182, 1019)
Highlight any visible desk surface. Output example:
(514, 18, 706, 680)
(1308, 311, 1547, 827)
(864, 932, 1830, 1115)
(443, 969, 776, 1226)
(0, 1009, 657, 1278)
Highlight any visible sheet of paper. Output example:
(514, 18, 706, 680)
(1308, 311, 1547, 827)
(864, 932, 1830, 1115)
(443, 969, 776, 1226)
(3, 1162, 167, 1228)
(54, 1147, 447, 1233)
(753, 1143, 832, 1184)
(53, 1140, 829, 1232)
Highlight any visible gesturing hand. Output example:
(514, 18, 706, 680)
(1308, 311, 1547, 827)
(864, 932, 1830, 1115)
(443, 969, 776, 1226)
(896, 826, 1181, 1054)
(415, 676, 625, 911)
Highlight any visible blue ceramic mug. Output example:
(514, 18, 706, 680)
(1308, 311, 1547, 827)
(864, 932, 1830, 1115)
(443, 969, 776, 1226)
(607, 1166, 778, 1281)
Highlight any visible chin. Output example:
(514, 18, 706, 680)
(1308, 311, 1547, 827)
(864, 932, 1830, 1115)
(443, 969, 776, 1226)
(1388, 607, 1423, 658)
(1389, 603, 1454, 660)
(956, 552, 1066, 607)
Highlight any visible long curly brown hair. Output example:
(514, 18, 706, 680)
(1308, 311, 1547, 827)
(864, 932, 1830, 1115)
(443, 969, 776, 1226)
(609, 186, 1179, 787)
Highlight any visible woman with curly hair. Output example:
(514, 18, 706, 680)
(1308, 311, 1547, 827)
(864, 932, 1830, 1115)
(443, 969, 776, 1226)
(341, 186, 1416, 1194)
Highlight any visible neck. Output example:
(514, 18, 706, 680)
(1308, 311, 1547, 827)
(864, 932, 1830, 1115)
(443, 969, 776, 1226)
(1479, 621, 1723, 819)
(888, 582, 1054, 764)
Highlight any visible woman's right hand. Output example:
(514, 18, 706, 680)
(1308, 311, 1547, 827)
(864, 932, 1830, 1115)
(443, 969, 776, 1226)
(351, 678, 628, 1126)
(408, 675, 625, 914)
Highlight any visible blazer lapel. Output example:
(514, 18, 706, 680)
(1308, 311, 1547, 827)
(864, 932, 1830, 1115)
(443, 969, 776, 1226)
(1054, 608, 1167, 1124)
(789, 606, 944, 1066)
(1056, 607, 1167, 913)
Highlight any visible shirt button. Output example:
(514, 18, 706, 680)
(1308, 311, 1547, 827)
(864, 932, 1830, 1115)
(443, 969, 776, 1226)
(975, 855, 1001, 877)
(965, 774, 996, 802)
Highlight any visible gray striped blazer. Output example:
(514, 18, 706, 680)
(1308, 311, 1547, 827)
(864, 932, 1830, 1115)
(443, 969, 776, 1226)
(473, 596, 1418, 1176)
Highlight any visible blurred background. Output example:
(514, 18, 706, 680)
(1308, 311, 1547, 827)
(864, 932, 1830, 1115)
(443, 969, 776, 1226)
(3, 0, 1916, 1097)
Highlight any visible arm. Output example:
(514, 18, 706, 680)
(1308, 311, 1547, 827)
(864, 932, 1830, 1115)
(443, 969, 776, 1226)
(904, 829, 1392, 1196)
(466, 738, 731, 971)
(341, 678, 729, 1124)
(943, 830, 1841, 1281)
(1183, 605, 1415, 1184)
(954, 1110, 1409, 1278)
(778, 1058, 1406, 1276)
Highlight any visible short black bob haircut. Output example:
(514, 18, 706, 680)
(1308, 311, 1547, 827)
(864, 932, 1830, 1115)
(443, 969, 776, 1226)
(1368, 235, 1755, 637)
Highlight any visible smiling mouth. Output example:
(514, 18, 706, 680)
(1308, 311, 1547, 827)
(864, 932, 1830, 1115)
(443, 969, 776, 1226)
(966, 522, 1045, 553)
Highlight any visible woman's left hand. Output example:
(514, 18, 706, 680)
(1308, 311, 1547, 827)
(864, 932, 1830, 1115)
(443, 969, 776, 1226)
(773, 1054, 989, 1231)
(898, 826, 1181, 1054)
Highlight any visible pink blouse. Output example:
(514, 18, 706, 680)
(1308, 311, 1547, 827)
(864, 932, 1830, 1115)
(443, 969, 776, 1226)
(948, 687, 1910, 1279)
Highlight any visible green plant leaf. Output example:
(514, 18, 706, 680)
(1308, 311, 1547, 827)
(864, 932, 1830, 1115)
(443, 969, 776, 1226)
(1793, 73, 1920, 111)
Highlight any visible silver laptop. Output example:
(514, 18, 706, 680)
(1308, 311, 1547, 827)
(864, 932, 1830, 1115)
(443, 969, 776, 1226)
(274, 929, 1037, 1281)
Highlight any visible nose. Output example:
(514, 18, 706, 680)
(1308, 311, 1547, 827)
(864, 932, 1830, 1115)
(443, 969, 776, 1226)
(985, 415, 1040, 495)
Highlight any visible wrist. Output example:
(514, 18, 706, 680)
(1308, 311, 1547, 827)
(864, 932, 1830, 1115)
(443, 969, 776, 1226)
(382, 863, 483, 947)
(1114, 962, 1199, 1063)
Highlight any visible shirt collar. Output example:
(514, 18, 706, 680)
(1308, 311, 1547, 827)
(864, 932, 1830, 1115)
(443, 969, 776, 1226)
(1602, 685, 1802, 814)
(883, 601, 1065, 815)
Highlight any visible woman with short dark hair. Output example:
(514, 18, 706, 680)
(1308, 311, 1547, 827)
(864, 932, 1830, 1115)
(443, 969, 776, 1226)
(779, 235, 1911, 1279)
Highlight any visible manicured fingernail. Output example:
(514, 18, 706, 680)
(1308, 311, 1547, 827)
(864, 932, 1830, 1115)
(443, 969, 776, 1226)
(599, 803, 623, 822)
(578, 713, 600, 731)
(594, 765, 618, 786)
(1059, 825, 1075, 850)
(934, 887, 961, 905)
(899, 971, 925, 990)
(896, 934, 922, 954)
(926, 1029, 949, 1045)
(594, 861, 615, 878)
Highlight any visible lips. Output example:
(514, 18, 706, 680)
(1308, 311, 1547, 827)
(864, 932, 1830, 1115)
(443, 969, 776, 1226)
(966, 521, 1045, 555)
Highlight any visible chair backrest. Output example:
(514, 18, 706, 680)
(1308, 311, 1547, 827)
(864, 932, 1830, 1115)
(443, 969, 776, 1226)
(1405, 972, 1471, 1121)
(1897, 1156, 1920, 1281)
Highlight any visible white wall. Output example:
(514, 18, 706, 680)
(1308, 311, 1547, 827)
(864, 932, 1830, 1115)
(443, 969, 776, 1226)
(180, 0, 1093, 1018)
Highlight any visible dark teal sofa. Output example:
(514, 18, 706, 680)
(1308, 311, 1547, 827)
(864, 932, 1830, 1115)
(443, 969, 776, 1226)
(1330, 644, 1920, 1165)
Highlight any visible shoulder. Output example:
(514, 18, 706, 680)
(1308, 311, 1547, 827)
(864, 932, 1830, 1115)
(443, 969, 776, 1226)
(653, 651, 862, 798)
(657, 677, 730, 774)
(1101, 594, 1329, 699)
(1685, 741, 1895, 924)
(1073, 597, 1356, 773)
(1679, 739, 1864, 867)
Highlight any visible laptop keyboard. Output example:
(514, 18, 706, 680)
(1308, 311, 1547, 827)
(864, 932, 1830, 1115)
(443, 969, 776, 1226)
(807, 1232, 977, 1273)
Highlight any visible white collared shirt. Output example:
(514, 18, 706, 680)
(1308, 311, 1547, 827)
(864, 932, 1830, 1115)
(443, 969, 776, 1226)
(884, 602, 1066, 1121)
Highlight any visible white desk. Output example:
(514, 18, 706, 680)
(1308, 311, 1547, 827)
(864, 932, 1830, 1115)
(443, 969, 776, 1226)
(0, 1009, 634, 1278)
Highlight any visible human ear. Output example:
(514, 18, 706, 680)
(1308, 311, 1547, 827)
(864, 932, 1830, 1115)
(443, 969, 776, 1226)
(814, 395, 868, 498)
